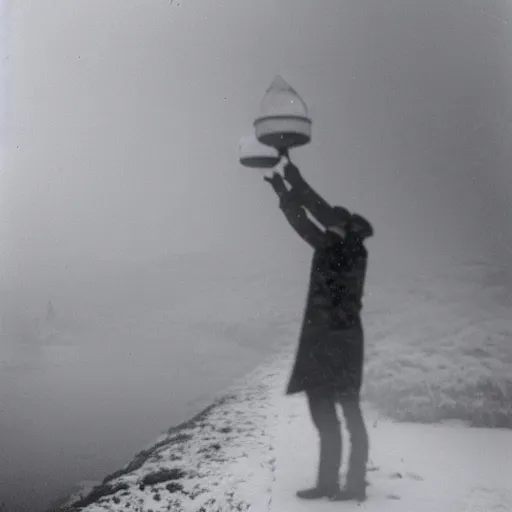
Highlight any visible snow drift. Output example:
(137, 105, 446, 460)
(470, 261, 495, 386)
(50, 348, 512, 512)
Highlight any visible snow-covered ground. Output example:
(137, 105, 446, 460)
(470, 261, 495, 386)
(0, 257, 304, 512)
(52, 347, 512, 512)
(48, 353, 285, 512)
(362, 262, 512, 428)
(272, 365, 512, 512)
(7, 258, 512, 512)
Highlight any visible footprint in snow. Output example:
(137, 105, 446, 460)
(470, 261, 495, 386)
(388, 471, 424, 481)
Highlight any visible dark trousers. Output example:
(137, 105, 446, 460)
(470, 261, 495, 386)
(306, 387, 369, 490)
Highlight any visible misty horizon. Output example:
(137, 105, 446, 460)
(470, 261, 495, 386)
(2, 0, 511, 300)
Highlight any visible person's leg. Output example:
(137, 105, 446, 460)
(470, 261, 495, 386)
(331, 392, 369, 501)
(296, 387, 342, 499)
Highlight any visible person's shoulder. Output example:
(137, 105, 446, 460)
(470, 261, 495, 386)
(355, 242, 368, 260)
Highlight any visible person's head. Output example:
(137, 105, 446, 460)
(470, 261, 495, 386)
(348, 213, 374, 240)
(325, 208, 374, 245)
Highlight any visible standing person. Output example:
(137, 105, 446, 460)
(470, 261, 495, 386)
(264, 150, 374, 502)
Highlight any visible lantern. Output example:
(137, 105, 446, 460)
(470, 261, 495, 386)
(254, 75, 312, 150)
(239, 133, 280, 169)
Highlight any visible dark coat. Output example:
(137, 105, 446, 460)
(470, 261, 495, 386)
(275, 175, 373, 396)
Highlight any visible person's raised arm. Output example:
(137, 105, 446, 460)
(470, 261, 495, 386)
(280, 152, 340, 228)
(264, 172, 326, 249)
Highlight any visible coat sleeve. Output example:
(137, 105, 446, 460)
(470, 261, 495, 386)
(289, 176, 340, 227)
(279, 191, 326, 249)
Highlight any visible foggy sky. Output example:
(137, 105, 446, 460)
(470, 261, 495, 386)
(2, 0, 512, 296)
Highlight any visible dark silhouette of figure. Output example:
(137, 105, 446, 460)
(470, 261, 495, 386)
(264, 150, 374, 501)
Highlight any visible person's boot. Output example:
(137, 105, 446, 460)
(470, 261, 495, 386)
(328, 481, 367, 502)
(296, 484, 341, 500)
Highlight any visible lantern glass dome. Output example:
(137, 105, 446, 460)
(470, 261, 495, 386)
(254, 75, 312, 149)
(259, 75, 309, 118)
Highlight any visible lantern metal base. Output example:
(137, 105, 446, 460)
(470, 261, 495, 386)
(239, 155, 281, 169)
(254, 115, 311, 149)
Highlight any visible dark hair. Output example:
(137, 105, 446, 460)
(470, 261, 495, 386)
(349, 213, 374, 239)
(332, 206, 351, 226)
(331, 206, 373, 239)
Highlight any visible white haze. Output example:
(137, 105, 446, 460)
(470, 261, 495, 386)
(0, 1, 511, 511)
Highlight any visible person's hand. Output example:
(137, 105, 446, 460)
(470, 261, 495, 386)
(283, 161, 303, 186)
(264, 171, 287, 197)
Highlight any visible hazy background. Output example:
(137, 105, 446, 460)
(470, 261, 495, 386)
(2, 0, 511, 307)
(1, 1, 512, 511)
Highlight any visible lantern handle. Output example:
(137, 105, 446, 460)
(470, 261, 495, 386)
(278, 147, 290, 160)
